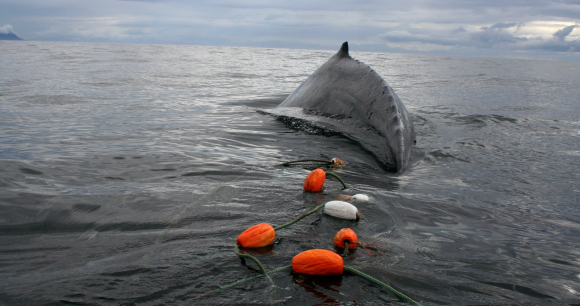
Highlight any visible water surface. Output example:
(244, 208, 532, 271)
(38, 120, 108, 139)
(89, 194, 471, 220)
(1, 41, 580, 305)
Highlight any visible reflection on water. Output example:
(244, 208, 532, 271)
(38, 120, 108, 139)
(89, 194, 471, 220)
(292, 274, 344, 305)
(1, 41, 580, 305)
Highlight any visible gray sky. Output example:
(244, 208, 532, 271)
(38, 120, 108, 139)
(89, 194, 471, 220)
(2, 0, 579, 61)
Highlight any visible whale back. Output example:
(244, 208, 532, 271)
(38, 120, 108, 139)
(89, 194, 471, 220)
(278, 42, 415, 172)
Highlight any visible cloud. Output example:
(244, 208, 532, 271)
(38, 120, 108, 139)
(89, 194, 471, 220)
(0, 24, 15, 34)
(553, 24, 578, 41)
(2, 0, 579, 60)
(525, 25, 580, 52)
(377, 22, 525, 50)
(488, 22, 517, 30)
(375, 21, 580, 56)
(470, 22, 527, 47)
(378, 28, 465, 48)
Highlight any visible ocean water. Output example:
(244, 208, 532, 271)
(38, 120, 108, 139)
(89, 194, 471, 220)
(1, 40, 580, 305)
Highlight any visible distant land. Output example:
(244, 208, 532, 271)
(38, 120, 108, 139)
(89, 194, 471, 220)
(0, 33, 23, 40)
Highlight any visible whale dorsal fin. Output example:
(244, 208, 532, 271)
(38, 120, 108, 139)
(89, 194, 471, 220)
(338, 41, 349, 58)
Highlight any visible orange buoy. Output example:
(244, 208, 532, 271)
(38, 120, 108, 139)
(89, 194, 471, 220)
(292, 249, 343, 275)
(236, 223, 275, 248)
(333, 228, 358, 249)
(303, 168, 326, 192)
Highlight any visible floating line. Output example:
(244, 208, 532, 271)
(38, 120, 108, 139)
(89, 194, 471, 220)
(326, 171, 348, 189)
(344, 266, 423, 306)
(279, 159, 333, 166)
(192, 264, 423, 306)
(234, 244, 273, 284)
(188, 265, 292, 303)
(273, 203, 326, 231)
(343, 241, 350, 256)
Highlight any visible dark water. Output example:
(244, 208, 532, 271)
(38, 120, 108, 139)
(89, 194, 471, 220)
(1, 40, 580, 305)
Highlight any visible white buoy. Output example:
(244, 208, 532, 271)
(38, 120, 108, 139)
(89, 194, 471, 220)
(350, 194, 370, 203)
(324, 201, 359, 220)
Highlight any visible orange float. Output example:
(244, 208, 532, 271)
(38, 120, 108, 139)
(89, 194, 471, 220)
(236, 223, 275, 248)
(303, 168, 326, 192)
(292, 249, 343, 275)
(333, 228, 358, 249)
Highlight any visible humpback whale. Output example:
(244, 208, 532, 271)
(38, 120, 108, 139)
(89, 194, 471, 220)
(277, 42, 415, 172)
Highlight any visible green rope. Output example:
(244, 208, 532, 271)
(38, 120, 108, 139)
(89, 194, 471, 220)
(326, 171, 348, 189)
(343, 241, 350, 256)
(344, 266, 423, 306)
(272, 172, 349, 232)
(189, 265, 292, 303)
(279, 159, 333, 166)
(273, 203, 326, 231)
(234, 245, 273, 284)
(190, 265, 291, 303)
(192, 264, 423, 305)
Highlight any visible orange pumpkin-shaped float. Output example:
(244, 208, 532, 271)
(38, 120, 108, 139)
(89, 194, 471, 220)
(292, 249, 343, 275)
(333, 228, 358, 249)
(236, 223, 275, 248)
(303, 168, 326, 192)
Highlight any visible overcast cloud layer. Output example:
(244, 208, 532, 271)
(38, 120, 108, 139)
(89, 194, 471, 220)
(1, 0, 579, 61)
